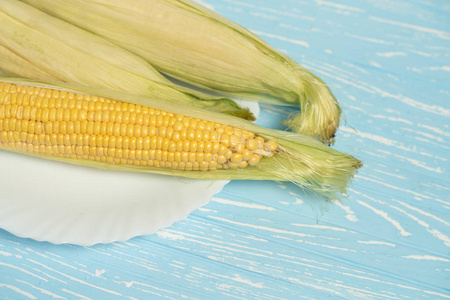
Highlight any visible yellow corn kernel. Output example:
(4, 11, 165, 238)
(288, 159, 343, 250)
(230, 153, 242, 164)
(248, 154, 260, 166)
(0, 82, 278, 171)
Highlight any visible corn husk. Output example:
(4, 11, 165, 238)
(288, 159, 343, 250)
(0, 44, 57, 81)
(20, 0, 341, 143)
(0, 0, 254, 120)
(1, 77, 361, 200)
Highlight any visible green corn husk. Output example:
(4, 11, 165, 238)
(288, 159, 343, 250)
(0, 0, 254, 120)
(20, 0, 342, 144)
(0, 44, 57, 81)
(1, 77, 361, 200)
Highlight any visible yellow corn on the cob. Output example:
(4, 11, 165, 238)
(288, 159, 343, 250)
(21, 0, 341, 144)
(0, 0, 253, 120)
(0, 83, 271, 170)
(0, 78, 361, 199)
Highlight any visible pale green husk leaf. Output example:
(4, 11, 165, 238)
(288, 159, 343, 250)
(0, 0, 254, 120)
(20, 0, 341, 143)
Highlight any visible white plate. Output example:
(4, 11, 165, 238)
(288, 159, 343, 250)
(0, 100, 259, 246)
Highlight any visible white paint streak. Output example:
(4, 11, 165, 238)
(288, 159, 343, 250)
(370, 114, 413, 125)
(394, 154, 444, 173)
(164, 229, 274, 257)
(357, 240, 396, 247)
(340, 126, 401, 146)
(212, 198, 275, 211)
(0, 284, 36, 299)
(290, 223, 347, 232)
(0, 250, 12, 256)
(124, 280, 197, 299)
(424, 291, 450, 299)
(341, 127, 444, 172)
(283, 253, 442, 298)
(156, 231, 185, 241)
(429, 66, 450, 71)
(418, 124, 450, 137)
(302, 240, 357, 252)
(294, 197, 304, 204)
(198, 207, 213, 212)
(210, 216, 316, 238)
(280, 253, 448, 298)
(121, 281, 134, 288)
(314, 0, 365, 12)
(61, 289, 92, 300)
(361, 79, 450, 117)
(325, 278, 406, 299)
(332, 200, 358, 222)
(232, 274, 264, 288)
(424, 182, 450, 192)
(15, 280, 66, 299)
(369, 61, 382, 68)
(251, 30, 310, 48)
(357, 201, 412, 236)
(376, 52, 407, 57)
(277, 253, 332, 271)
(288, 277, 340, 295)
(401, 127, 445, 143)
(391, 206, 450, 246)
(257, 6, 299, 18)
(409, 50, 432, 57)
(393, 200, 450, 226)
(374, 169, 406, 180)
(334, 271, 421, 297)
(403, 255, 450, 262)
(245, 236, 268, 242)
(355, 175, 431, 199)
(342, 62, 369, 74)
(0, 262, 48, 281)
(250, 11, 278, 20)
(370, 16, 450, 40)
(27, 259, 122, 296)
(345, 33, 394, 44)
(277, 183, 287, 189)
(384, 90, 450, 117)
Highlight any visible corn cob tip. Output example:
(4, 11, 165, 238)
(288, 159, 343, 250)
(260, 132, 361, 199)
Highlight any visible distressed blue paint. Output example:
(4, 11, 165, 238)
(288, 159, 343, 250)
(1, 0, 449, 299)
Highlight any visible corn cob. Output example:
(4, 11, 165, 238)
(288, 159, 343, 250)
(20, 0, 342, 144)
(0, 78, 361, 199)
(0, 0, 253, 120)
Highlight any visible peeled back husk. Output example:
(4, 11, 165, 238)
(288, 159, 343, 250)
(0, 0, 254, 120)
(1, 77, 361, 200)
(20, 0, 342, 144)
(0, 44, 58, 81)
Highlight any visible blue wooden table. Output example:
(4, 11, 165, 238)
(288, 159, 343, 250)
(1, 0, 449, 299)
